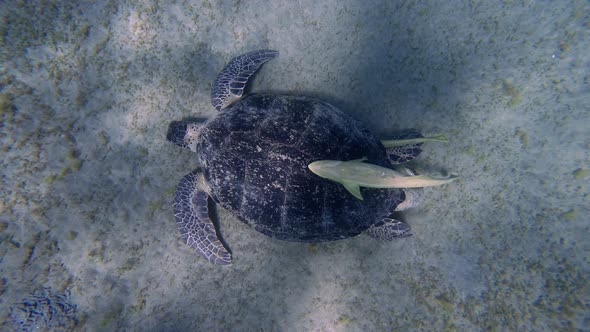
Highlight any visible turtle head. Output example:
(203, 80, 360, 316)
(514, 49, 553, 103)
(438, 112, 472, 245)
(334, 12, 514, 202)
(167, 118, 206, 152)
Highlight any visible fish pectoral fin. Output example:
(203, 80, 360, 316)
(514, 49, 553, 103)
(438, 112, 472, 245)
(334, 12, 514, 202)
(341, 181, 363, 200)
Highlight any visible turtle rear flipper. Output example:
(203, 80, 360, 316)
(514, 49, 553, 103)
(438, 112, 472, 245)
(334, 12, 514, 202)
(381, 130, 448, 164)
(395, 168, 425, 211)
(211, 49, 279, 111)
(364, 217, 412, 240)
(174, 170, 231, 265)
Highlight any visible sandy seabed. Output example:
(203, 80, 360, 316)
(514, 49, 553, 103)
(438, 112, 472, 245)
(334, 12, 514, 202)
(0, 1, 588, 331)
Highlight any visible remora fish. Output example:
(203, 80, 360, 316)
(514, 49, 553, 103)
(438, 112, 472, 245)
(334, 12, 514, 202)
(308, 158, 458, 200)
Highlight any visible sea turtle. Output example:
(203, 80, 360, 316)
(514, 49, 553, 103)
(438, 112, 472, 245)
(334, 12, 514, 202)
(167, 50, 456, 265)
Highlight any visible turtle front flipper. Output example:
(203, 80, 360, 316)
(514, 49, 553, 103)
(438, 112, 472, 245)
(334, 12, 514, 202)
(380, 130, 448, 164)
(174, 170, 231, 265)
(211, 49, 279, 111)
(364, 217, 412, 240)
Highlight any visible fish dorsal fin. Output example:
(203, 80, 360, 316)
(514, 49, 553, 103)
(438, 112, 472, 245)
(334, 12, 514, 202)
(341, 180, 363, 200)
